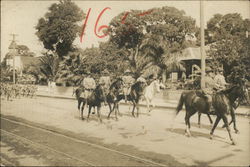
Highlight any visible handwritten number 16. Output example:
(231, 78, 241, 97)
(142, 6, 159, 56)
(80, 7, 111, 43)
(80, 7, 153, 43)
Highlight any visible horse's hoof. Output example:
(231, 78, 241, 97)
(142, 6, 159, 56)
(210, 135, 213, 140)
(235, 130, 240, 134)
(198, 125, 201, 128)
(81, 117, 85, 120)
(231, 141, 236, 145)
(222, 124, 226, 128)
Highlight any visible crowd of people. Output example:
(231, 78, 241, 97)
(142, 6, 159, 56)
(0, 82, 38, 101)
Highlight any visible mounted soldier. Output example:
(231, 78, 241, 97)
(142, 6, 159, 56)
(99, 69, 111, 95)
(214, 67, 228, 90)
(122, 69, 135, 103)
(202, 66, 220, 113)
(82, 71, 96, 100)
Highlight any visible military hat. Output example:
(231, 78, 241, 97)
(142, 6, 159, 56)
(205, 66, 213, 72)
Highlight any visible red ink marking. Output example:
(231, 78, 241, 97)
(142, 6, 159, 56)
(94, 7, 111, 38)
(138, 9, 154, 16)
(80, 8, 91, 43)
(121, 12, 129, 24)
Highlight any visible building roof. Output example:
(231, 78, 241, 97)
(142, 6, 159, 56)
(8, 41, 17, 49)
(176, 46, 211, 61)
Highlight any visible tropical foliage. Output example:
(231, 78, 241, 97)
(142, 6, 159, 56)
(35, 0, 84, 58)
(206, 13, 250, 82)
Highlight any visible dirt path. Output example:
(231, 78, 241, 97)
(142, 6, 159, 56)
(1, 97, 249, 166)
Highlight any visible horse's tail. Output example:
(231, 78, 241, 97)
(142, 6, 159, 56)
(176, 92, 185, 115)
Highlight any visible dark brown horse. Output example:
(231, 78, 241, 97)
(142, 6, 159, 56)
(106, 78, 124, 120)
(107, 81, 147, 119)
(173, 81, 249, 144)
(74, 85, 106, 122)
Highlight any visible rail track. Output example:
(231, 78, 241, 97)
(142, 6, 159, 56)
(1, 116, 168, 166)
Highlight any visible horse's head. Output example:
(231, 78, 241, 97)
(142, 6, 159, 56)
(228, 79, 250, 105)
(237, 79, 250, 105)
(133, 81, 147, 97)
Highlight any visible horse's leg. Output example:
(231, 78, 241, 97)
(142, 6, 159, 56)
(146, 98, 150, 112)
(107, 103, 115, 119)
(184, 111, 192, 137)
(210, 116, 221, 140)
(87, 105, 92, 122)
(221, 114, 235, 145)
(81, 101, 85, 120)
(131, 101, 136, 118)
(207, 113, 213, 125)
(136, 102, 140, 117)
(78, 100, 81, 117)
(97, 106, 102, 123)
(198, 112, 201, 128)
(114, 103, 119, 121)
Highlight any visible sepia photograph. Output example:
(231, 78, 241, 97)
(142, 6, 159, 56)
(1, 0, 250, 166)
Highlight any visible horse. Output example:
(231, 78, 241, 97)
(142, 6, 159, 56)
(209, 82, 249, 144)
(173, 90, 214, 133)
(174, 81, 249, 145)
(106, 78, 124, 120)
(107, 81, 147, 118)
(73, 87, 85, 117)
(74, 85, 106, 122)
(144, 79, 165, 112)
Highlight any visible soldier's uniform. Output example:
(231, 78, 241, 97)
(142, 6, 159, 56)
(122, 69, 135, 102)
(202, 67, 220, 112)
(214, 68, 228, 89)
(99, 69, 111, 95)
(82, 72, 96, 99)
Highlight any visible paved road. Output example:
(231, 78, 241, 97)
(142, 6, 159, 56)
(1, 96, 249, 166)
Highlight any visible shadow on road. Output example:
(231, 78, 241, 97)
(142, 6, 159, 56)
(193, 153, 234, 167)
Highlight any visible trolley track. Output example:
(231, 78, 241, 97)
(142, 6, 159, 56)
(1, 116, 168, 166)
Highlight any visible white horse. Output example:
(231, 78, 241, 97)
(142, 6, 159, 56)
(144, 79, 165, 112)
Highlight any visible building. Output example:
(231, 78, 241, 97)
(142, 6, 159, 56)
(167, 46, 211, 81)
(5, 42, 39, 76)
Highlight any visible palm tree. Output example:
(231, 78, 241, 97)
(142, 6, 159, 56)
(39, 52, 59, 82)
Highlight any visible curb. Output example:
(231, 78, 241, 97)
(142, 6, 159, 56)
(37, 94, 250, 116)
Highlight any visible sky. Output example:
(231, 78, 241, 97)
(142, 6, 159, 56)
(1, 0, 249, 61)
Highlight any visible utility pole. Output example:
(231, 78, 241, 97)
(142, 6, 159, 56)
(10, 34, 18, 84)
(200, 0, 205, 89)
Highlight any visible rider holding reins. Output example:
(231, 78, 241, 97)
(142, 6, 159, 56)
(122, 69, 135, 103)
(82, 71, 96, 99)
(203, 66, 221, 113)
(99, 69, 111, 96)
